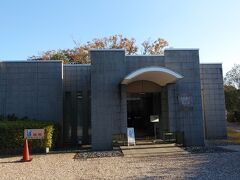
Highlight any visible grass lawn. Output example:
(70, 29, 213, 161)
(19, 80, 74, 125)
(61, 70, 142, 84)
(227, 127, 240, 144)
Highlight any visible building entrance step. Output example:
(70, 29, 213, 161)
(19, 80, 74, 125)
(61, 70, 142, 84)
(120, 143, 189, 157)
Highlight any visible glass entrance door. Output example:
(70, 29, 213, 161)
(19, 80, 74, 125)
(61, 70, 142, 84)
(127, 93, 158, 139)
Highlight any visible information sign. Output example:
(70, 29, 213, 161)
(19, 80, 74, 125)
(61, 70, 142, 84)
(24, 129, 45, 139)
(150, 115, 159, 122)
(127, 128, 136, 146)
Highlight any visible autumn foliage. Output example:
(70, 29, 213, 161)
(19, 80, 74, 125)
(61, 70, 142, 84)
(29, 35, 168, 64)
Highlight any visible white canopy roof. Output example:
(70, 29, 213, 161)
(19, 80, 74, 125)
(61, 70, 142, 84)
(121, 66, 183, 86)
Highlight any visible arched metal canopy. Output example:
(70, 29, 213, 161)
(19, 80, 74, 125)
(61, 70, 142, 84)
(121, 66, 183, 86)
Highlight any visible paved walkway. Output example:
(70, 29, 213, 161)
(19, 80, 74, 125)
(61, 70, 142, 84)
(120, 143, 189, 157)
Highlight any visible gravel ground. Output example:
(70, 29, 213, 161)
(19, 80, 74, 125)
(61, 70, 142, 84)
(1, 152, 240, 180)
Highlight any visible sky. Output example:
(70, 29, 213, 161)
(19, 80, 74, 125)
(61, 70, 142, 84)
(0, 0, 240, 75)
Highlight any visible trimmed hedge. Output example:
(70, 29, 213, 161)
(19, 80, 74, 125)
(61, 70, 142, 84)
(0, 119, 59, 154)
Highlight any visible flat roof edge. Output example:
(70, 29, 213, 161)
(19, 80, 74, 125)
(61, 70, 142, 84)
(200, 63, 222, 65)
(0, 60, 62, 63)
(126, 55, 164, 57)
(165, 48, 199, 51)
(64, 64, 91, 66)
(89, 49, 125, 51)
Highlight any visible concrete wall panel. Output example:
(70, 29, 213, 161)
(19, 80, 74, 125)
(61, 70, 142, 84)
(164, 49, 205, 146)
(0, 61, 63, 122)
(200, 64, 227, 139)
(63, 64, 91, 145)
(90, 50, 126, 150)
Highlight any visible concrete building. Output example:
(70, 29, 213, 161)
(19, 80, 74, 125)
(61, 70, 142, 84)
(0, 49, 227, 150)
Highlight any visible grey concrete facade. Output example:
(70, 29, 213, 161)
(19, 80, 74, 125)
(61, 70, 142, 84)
(0, 49, 227, 150)
(164, 50, 205, 146)
(91, 50, 126, 150)
(200, 64, 227, 139)
(63, 64, 91, 145)
(0, 61, 62, 122)
(89, 49, 224, 150)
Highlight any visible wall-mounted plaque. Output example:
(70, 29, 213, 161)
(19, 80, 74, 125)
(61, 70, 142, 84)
(179, 94, 193, 109)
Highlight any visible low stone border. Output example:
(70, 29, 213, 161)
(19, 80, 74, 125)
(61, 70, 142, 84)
(184, 146, 237, 154)
(74, 150, 123, 159)
(205, 140, 240, 146)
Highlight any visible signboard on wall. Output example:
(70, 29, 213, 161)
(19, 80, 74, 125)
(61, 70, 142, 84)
(179, 94, 193, 109)
(127, 128, 136, 146)
(24, 129, 45, 139)
(150, 115, 159, 122)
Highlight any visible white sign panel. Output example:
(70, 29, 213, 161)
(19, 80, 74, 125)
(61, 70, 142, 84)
(127, 128, 136, 146)
(150, 115, 159, 122)
(24, 129, 45, 139)
(179, 94, 193, 107)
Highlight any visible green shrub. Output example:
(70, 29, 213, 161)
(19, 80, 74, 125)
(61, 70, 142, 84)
(227, 111, 240, 122)
(227, 112, 235, 122)
(0, 119, 59, 153)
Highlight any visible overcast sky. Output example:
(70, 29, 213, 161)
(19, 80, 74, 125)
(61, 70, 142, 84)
(0, 0, 239, 75)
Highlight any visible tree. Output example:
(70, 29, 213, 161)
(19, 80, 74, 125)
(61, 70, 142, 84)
(28, 35, 168, 64)
(85, 35, 138, 55)
(224, 64, 240, 121)
(29, 48, 89, 64)
(224, 85, 240, 122)
(224, 64, 240, 89)
(224, 85, 240, 111)
(141, 38, 168, 55)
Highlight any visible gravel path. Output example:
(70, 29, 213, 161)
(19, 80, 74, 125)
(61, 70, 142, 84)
(1, 152, 240, 180)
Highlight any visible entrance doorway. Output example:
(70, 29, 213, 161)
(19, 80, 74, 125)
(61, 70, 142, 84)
(121, 67, 184, 145)
(127, 92, 161, 140)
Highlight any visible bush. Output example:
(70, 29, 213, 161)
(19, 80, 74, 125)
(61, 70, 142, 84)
(227, 111, 240, 122)
(227, 112, 235, 122)
(0, 118, 59, 154)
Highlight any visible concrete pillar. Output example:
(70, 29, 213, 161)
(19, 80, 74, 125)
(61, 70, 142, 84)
(90, 50, 126, 150)
(160, 87, 169, 132)
(167, 84, 177, 132)
(120, 85, 128, 134)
